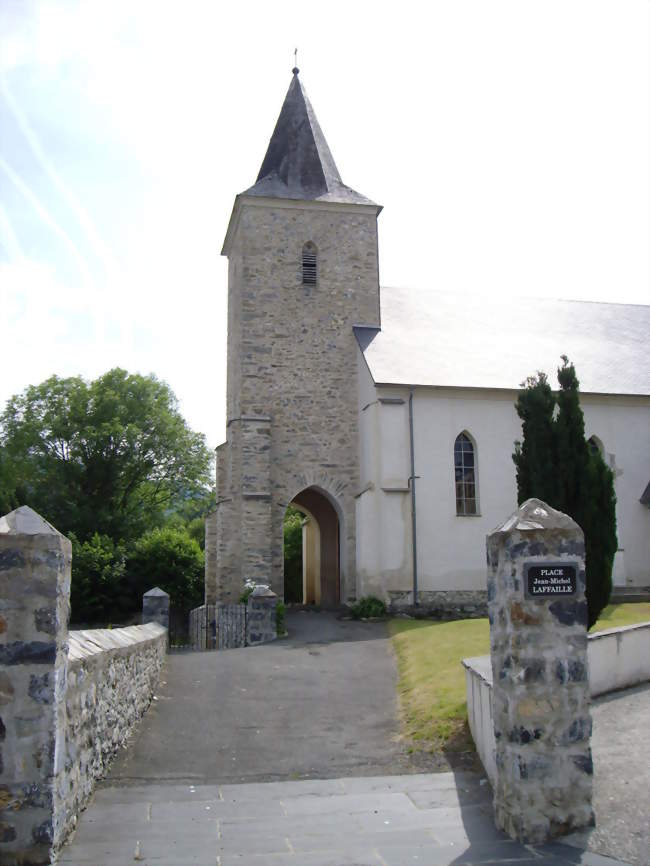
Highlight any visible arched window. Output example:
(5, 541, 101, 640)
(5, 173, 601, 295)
(454, 432, 477, 515)
(302, 242, 317, 286)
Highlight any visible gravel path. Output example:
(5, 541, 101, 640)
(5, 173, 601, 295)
(566, 682, 650, 866)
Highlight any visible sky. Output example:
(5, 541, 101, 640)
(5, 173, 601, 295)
(1, 0, 648, 449)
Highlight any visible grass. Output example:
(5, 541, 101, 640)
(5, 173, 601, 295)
(590, 602, 650, 630)
(389, 602, 650, 758)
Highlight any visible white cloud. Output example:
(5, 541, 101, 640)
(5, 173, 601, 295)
(0, 0, 647, 448)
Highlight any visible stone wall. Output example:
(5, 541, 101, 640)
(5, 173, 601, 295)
(462, 654, 497, 786)
(216, 197, 381, 604)
(387, 589, 487, 619)
(586, 621, 649, 697)
(0, 506, 167, 865)
(463, 620, 650, 790)
(57, 624, 166, 844)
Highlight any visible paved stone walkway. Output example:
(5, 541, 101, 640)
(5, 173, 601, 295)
(58, 773, 631, 865)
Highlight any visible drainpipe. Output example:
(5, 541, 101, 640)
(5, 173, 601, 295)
(408, 389, 419, 607)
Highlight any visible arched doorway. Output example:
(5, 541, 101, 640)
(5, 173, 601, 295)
(284, 487, 340, 607)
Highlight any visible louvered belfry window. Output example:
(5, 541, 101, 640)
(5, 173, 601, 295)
(302, 242, 317, 286)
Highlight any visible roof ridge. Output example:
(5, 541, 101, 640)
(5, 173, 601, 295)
(379, 285, 650, 309)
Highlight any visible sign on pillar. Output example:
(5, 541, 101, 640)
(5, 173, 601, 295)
(486, 498, 594, 845)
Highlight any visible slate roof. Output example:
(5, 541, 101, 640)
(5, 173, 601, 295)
(641, 481, 650, 506)
(357, 286, 650, 396)
(242, 70, 377, 207)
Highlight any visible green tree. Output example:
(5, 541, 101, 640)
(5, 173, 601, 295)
(186, 516, 207, 551)
(283, 506, 303, 603)
(126, 525, 204, 610)
(554, 359, 617, 628)
(512, 372, 557, 504)
(69, 532, 128, 625)
(513, 357, 617, 628)
(0, 369, 212, 543)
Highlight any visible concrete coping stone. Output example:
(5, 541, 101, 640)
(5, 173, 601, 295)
(68, 624, 166, 662)
(250, 584, 277, 598)
(462, 654, 493, 685)
(463, 619, 650, 687)
(587, 620, 650, 641)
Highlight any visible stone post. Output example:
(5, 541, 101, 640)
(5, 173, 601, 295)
(246, 586, 278, 646)
(487, 498, 593, 844)
(142, 588, 169, 632)
(0, 506, 71, 865)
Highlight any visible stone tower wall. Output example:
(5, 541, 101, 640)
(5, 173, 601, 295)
(216, 198, 380, 602)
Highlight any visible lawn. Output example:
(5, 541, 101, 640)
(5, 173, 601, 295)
(389, 602, 650, 757)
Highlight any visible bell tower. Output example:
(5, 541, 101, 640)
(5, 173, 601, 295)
(209, 67, 382, 605)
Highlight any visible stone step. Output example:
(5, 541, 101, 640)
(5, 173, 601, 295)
(57, 774, 633, 866)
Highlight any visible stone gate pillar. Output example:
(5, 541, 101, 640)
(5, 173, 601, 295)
(246, 586, 278, 647)
(0, 506, 71, 865)
(487, 498, 593, 844)
(142, 588, 169, 636)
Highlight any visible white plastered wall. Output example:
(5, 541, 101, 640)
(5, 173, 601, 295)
(356, 352, 413, 599)
(581, 395, 650, 585)
(356, 346, 650, 596)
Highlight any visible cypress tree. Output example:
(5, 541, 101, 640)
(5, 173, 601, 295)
(555, 357, 590, 519)
(582, 454, 617, 628)
(513, 372, 557, 505)
(513, 357, 617, 628)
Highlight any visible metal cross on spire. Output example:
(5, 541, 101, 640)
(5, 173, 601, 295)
(292, 48, 299, 75)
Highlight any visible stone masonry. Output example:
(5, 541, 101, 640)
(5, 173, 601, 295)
(142, 587, 170, 631)
(388, 589, 488, 619)
(245, 586, 278, 647)
(210, 70, 382, 607)
(215, 199, 381, 604)
(487, 498, 594, 844)
(59, 624, 166, 844)
(0, 506, 70, 866)
(0, 506, 167, 863)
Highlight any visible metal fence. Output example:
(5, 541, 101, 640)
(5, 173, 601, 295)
(186, 604, 216, 651)
(168, 606, 191, 649)
(185, 602, 248, 650)
(217, 603, 247, 649)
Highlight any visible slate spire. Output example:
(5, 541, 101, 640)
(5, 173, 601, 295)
(242, 69, 375, 205)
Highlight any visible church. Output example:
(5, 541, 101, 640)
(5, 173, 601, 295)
(204, 68, 650, 615)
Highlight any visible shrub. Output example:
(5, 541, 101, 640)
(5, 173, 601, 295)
(70, 532, 127, 625)
(350, 595, 387, 619)
(276, 600, 287, 636)
(126, 525, 204, 611)
(283, 506, 303, 602)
